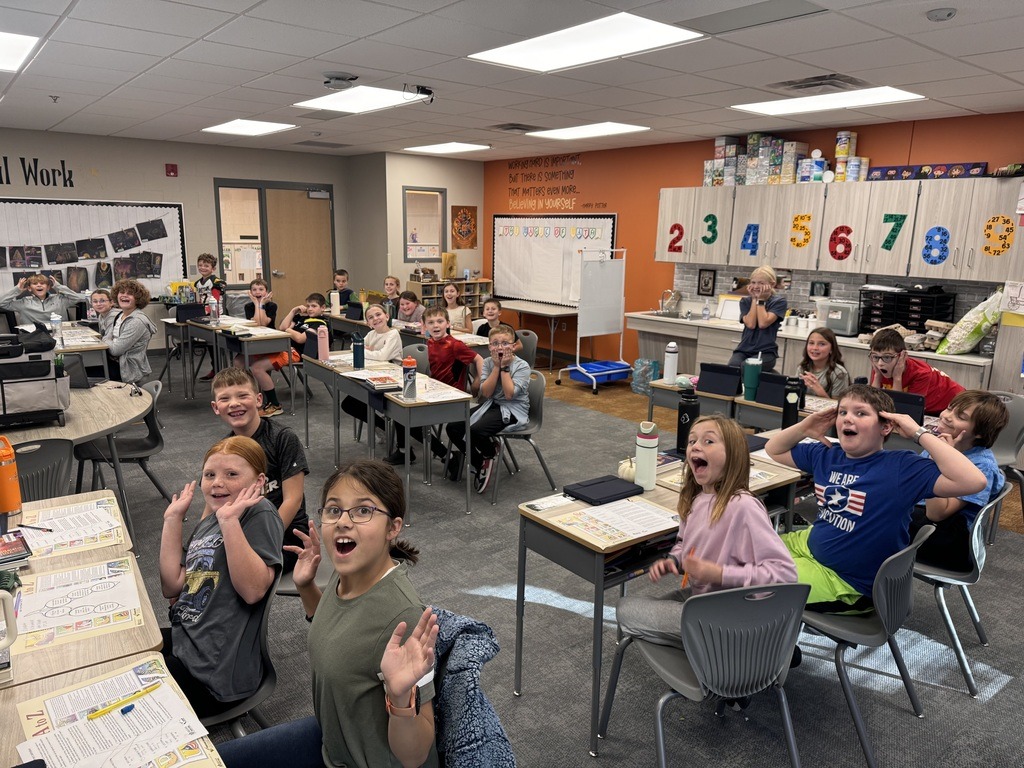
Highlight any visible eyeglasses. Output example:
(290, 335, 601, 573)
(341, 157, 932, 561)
(316, 505, 385, 525)
(489, 341, 514, 349)
(868, 354, 898, 364)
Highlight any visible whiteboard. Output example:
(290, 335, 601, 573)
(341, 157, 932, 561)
(493, 215, 615, 306)
(0, 198, 186, 295)
(578, 253, 625, 337)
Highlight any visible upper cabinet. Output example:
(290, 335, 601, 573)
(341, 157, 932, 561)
(732, 184, 824, 270)
(655, 186, 734, 264)
(908, 178, 1021, 281)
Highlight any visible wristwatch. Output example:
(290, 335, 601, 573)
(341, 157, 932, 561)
(500, 367, 511, 373)
(757, 299, 766, 306)
(385, 685, 420, 717)
(912, 426, 930, 444)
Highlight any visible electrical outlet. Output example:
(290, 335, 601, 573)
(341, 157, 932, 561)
(561, 322, 567, 331)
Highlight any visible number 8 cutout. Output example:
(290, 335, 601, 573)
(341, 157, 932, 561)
(921, 225, 950, 265)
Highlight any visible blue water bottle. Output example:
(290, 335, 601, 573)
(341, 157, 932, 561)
(352, 334, 364, 369)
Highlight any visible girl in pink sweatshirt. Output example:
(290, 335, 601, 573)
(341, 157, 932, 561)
(616, 414, 797, 647)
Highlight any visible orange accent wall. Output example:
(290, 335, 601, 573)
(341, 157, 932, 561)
(483, 111, 1024, 364)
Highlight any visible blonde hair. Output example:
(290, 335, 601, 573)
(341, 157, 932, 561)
(750, 265, 777, 285)
(677, 415, 753, 525)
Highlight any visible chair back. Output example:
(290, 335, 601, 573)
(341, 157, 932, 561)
(516, 330, 538, 369)
(14, 439, 74, 501)
(472, 318, 489, 335)
(873, 526, 934, 636)
(403, 343, 430, 374)
(523, 370, 546, 431)
(680, 584, 810, 700)
(138, 381, 165, 453)
(972, 479, 1011, 576)
(989, 391, 1024, 468)
(224, 293, 248, 317)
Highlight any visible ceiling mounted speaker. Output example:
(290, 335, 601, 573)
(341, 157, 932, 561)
(323, 71, 358, 91)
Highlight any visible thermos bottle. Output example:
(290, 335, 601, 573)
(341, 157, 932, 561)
(782, 377, 802, 429)
(0, 436, 22, 534)
(663, 342, 678, 383)
(329, 290, 341, 316)
(634, 421, 659, 492)
(402, 356, 417, 399)
(316, 324, 330, 361)
(352, 335, 364, 369)
(676, 385, 700, 455)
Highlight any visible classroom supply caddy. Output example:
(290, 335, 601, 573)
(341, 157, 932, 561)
(0, 326, 69, 428)
(555, 248, 631, 394)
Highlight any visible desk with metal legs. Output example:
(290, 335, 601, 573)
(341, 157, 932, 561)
(499, 300, 578, 372)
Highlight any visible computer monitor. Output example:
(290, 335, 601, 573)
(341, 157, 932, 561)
(696, 363, 742, 397)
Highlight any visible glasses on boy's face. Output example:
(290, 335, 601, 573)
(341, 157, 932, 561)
(489, 341, 514, 349)
(316, 505, 385, 525)
(868, 354, 898, 364)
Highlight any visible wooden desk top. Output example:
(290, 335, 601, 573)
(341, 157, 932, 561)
(499, 299, 578, 318)
(18, 490, 132, 569)
(0, 652, 224, 768)
(4, 384, 151, 445)
(384, 373, 471, 409)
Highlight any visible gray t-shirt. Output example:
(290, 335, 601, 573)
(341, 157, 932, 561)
(309, 563, 438, 768)
(735, 294, 787, 357)
(170, 497, 283, 701)
(798, 362, 852, 399)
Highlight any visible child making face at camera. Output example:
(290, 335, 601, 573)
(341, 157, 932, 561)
(616, 415, 797, 648)
(158, 436, 284, 718)
(798, 327, 851, 399)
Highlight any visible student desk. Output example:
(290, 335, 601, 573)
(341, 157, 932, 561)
(696, 389, 736, 418)
(159, 317, 192, 398)
(515, 459, 803, 755)
(0, 652, 222, 768)
(327, 315, 489, 353)
(734, 394, 839, 432)
(646, 377, 687, 420)
(5, 384, 152, 540)
(499, 299, 578, 372)
(58, 325, 109, 380)
(183, 315, 251, 384)
(217, 325, 292, 371)
(17, 490, 132, 570)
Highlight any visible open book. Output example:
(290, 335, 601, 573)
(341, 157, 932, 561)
(365, 373, 402, 391)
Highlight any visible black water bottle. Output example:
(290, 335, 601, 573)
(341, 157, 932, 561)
(782, 377, 802, 429)
(676, 385, 701, 454)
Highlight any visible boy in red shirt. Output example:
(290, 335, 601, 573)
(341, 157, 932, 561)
(383, 306, 482, 465)
(868, 328, 964, 414)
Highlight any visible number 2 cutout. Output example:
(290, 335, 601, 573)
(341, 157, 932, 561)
(701, 213, 718, 245)
(921, 226, 950, 265)
(667, 223, 684, 253)
(740, 223, 759, 256)
(881, 213, 907, 251)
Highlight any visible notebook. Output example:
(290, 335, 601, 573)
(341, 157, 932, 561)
(563, 475, 644, 506)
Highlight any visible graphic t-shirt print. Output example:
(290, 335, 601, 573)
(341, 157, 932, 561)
(815, 469, 866, 531)
(177, 532, 223, 624)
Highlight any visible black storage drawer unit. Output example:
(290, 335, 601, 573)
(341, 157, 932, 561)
(858, 289, 955, 334)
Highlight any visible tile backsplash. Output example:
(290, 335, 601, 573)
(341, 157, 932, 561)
(672, 263, 998, 321)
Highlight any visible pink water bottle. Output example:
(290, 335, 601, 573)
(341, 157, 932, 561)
(316, 325, 330, 361)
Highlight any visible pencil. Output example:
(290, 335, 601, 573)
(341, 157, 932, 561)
(18, 524, 53, 533)
(680, 547, 696, 589)
(87, 682, 162, 720)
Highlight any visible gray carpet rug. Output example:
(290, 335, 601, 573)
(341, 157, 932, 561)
(112, 356, 1024, 767)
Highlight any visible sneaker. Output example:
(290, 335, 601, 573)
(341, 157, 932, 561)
(445, 453, 463, 482)
(383, 448, 415, 466)
(476, 458, 495, 494)
(259, 403, 283, 418)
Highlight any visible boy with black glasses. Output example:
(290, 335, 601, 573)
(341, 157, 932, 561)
(868, 328, 964, 414)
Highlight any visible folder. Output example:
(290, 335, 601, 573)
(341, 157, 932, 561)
(563, 475, 644, 506)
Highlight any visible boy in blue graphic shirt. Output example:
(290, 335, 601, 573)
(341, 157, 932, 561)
(766, 383, 985, 612)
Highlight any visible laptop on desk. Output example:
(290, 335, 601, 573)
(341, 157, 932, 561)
(63, 352, 107, 388)
(695, 363, 742, 397)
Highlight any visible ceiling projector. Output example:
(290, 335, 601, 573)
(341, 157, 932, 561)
(323, 72, 358, 91)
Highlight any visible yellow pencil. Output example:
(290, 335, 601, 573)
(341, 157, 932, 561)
(87, 681, 162, 720)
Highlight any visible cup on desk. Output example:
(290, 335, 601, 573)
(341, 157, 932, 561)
(742, 357, 762, 401)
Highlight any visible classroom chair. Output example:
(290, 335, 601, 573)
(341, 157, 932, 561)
(515, 329, 538, 369)
(277, 555, 335, 596)
(14, 439, 74, 501)
(403, 343, 430, 374)
(800, 526, 934, 768)
(913, 481, 1011, 696)
(599, 584, 809, 768)
(201, 570, 281, 739)
(985, 391, 1024, 543)
(487, 369, 556, 505)
(472, 318, 489, 335)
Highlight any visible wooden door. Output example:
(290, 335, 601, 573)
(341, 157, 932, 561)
(861, 180, 919, 276)
(908, 179, 975, 279)
(655, 187, 696, 262)
(732, 185, 783, 268)
(265, 189, 334, 319)
(817, 183, 870, 273)
(774, 184, 825, 270)
(689, 186, 734, 264)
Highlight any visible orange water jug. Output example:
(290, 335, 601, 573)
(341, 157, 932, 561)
(0, 436, 21, 534)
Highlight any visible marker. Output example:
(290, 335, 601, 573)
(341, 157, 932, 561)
(87, 682, 161, 720)
(120, 704, 135, 715)
(18, 524, 53, 533)
(680, 547, 696, 589)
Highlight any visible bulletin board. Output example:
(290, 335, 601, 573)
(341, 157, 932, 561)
(0, 198, 186, 295)
(493, 214, 616, 306)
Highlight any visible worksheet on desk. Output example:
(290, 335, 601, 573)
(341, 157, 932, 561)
(21, 503, 122, 557)
(553, 498, 678, 546)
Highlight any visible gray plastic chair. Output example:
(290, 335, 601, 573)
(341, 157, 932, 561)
(913, 480, 1011, 696)
(472, 317, 489, 335)
(515, 329, 538, 369)
(277, 552, 335, 596)
(984, 391, 1024, 543)
(402, 343, 430, 374)
(15, 439, 74, 501)
(600, 584, 810, 768)
(801, 526, 934, 768)
(489, 370, 556, 505)
(200, 569, 281, 739)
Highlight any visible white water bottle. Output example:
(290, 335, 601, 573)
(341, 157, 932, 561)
(49, 313, 63, 348)
(663, 342, 678, 383)
(329, 290, 341, 316)
(701, 299, 711, 321)
(207, 295, 220, 324)
(634, 421, 659, 492)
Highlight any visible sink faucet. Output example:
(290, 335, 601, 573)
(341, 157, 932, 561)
(660, 289, 674, 313)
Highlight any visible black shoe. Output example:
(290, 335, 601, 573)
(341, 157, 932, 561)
(789, 645, 802, 669)
(430, 435, 448, 458)
(383, 449, 415, 465)
(445, 452, 463, 481)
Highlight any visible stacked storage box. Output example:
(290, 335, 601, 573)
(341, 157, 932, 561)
(781, 142, 809, 184)
(858, 288, 957, 335)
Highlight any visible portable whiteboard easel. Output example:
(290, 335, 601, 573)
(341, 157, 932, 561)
(555, 248, 631, 394)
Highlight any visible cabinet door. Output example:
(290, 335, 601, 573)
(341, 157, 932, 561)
(732, 185, 783, 267)
(655, 187, 696, 262)
(962, 178, 1021, 283)
(861, 180, 919, 276)
(688, 187, 734, 264)
(818, 183, 870, 273)
(907, 180, 976, 279)
(774, 184, 825, 270)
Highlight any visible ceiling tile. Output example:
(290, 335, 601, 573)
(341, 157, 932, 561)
(558, 59, 682, 87)
(23, 58, 138, 86)
(317, 39, 452, 74)
(842, 0, 1024, 36)
(0, 6, 61, 36)
(205, 16, 354, 57)
(790, 38, 940, 74)
(701, 58, 824, 89)
(937, 92, 1024, 113)
(721, 11, 887, 55)
(67, 0, 231, 37)
(0, 0, 74, 13)
(174, 40, 303, 71)
(369, 14, 521, 57)
(50, 17, 191, 56)
(15, 72, 115, 96)
(147, 58, 261, 86)
(433, 0, 609, 37)
(909, 18, 1024, 58)
(51, 113, 143, 134)
(247, 0, 419, 36)
(631, 38, 770, 73)
(407, 58, 525, 87)
(31, 40, 162, 72)
(917, 75, 1020, 99)
(850, 58, 992, 87)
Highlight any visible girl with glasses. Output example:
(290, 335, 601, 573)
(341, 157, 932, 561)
(218, 459, 438, 768)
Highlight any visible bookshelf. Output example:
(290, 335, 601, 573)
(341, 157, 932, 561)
(406, 278, 492, 319)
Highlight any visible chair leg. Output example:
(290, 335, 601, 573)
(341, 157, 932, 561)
(229, 717, 248, 740)
(935, 585, 979, 697)
(654, 690, 682, 768)
(139, 459, 174, 503)
(598, 635, 633, 737)
(250, 707, 271, 730)
(834, 642, 878, 768)
(504, 440, 521, 473)
(490, 440, 503, 506)
(958, 584, 988, 646)
(886, 635, 924, 716)
(500, 439, 515, 474)
(75, 459, 85, 493)
(526, 437, 557, 490)
(774, 684, 802, 768)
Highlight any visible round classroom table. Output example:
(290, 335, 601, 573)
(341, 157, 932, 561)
(3, 383, 152, 540)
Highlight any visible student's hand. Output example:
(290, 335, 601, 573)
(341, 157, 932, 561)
(164, 481, 196, 522)
(682, 554, 724, 587)
(284, 521, 322, 589)
(380, 607, 438, 704)
(290, 305, 304, 317)
(16, 277, 27, 290)
(802, 406, 837, 448)
(215, 480, 264, 526)
(879, 410, 920, 439)
(648, 556, 679, 583)
(800, 372, 827, 398)
(747, 282, 762, 299)
(264, 291, 273, 302)
(892, 350, 908, 381)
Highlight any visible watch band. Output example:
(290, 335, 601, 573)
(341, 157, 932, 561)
(385, 685, 419, 718)
(757, 299, 766, 306)
(913, 426, 930, 444)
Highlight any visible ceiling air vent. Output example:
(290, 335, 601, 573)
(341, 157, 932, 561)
(767, 74, 873, 95)
(490, 123, 547, 134)
(294, 140, 350, 149)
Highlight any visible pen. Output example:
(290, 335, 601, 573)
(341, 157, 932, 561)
(680, 547, 696, 589)
(87, 682, 161, 720)
(18, 524, 53, 533)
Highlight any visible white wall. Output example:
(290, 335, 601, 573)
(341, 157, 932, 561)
(341, 153, 388, 294)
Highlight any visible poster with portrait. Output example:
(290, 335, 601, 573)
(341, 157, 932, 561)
(113, 257, 137, 280)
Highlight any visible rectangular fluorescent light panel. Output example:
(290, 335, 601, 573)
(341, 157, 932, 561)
(295, 86, 429, 114)
(469, 12, 702, 73)
(732, 87, 925, 116)
(405, 142, 491, 154)
(203, 119, 297, 136)
(0, 31, 39, 72)
(527, 122, 650, 140)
